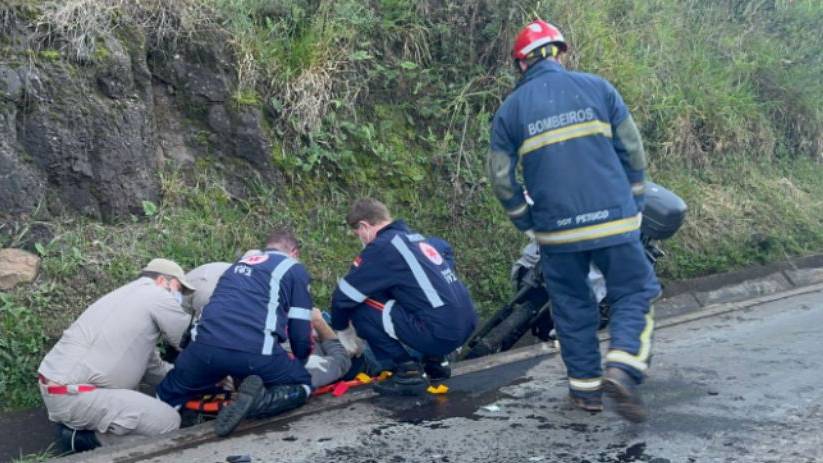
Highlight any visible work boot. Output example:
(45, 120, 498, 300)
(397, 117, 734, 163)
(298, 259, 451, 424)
(215, 375, 264, 437)
(215, 375, 309, 437)
(423, 356, 452, 382)
(245, 383, 308, 420)
(373, 360, 429, 396)
(54, 423, 101, 454)
(569, 392, 604, 413)
(603, 367, 647, 423)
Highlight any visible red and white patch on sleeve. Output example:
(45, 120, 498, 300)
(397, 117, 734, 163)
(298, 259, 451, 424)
(419, 242, 443, 265)
(352, 256, 363, 267)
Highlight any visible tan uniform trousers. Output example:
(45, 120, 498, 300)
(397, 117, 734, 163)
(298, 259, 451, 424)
(39, 383, 180, 437)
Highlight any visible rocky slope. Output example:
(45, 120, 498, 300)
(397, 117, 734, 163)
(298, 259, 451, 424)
(0, 6, 275, 232)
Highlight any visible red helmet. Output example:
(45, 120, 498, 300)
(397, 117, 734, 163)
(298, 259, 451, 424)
(511, 19, 567, 61)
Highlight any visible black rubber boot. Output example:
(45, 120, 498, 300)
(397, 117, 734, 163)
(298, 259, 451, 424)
(54, 423, 101, 454)
(215, 376, 309, 437)
(373, 360, 429, 396)
(215, 375, 265, 437)
(603, 367, 647, 423)
(245, 383, 308, 420)
(423, 357, 452, 382)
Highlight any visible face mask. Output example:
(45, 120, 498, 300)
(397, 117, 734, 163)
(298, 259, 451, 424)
(164, 280, 183, 305)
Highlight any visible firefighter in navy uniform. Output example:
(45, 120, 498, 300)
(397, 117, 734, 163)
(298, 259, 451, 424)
(156, 229, 314, 436)
(331, 199, 478, 395)
(487, 20, 661, 422)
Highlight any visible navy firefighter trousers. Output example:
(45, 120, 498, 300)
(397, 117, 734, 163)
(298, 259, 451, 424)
(156, 341, 311, 408)
(540, 239, 661, 397)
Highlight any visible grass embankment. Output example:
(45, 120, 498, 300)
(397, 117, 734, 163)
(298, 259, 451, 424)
(1, 0, 821, 411)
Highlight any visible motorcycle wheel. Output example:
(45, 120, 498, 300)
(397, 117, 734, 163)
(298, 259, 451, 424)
(464, 300, 539, 359)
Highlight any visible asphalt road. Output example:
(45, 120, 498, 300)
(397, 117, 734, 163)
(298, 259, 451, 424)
(129, 288, 823, 463)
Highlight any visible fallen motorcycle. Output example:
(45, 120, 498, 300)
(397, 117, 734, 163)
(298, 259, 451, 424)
(460, 181, 687, 360)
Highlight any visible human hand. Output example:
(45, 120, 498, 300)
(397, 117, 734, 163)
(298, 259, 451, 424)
(216, 376, 235, 392)
(311, 307, 325, 324)
(312, 308, 337, 341)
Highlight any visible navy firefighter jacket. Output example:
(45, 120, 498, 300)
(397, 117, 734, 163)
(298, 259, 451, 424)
(330, 221, 477, 343)
(191, 250, 313, 361)
(488, 59, 648, 253)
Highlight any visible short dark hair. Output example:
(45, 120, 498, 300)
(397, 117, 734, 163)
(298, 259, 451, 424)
(346, 198, 391, 228)
(265, 228, 300, 251)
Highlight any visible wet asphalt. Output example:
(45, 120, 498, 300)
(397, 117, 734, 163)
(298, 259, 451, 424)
(130, 289, 823, 463)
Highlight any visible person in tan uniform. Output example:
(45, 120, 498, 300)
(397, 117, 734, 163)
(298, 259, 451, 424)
(37, 258, 194, 454)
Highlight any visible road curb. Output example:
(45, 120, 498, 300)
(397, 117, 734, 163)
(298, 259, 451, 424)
(656, 253, 823, 318)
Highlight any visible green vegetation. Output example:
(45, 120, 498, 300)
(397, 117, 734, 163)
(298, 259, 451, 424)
(0, 293, 47, 409)
(231, 89, 261, 106)
(0, 0, 821, 410)
(655, 155, 823, 277)
(36, 48, 60, 60)
(11, 448, 57, 463)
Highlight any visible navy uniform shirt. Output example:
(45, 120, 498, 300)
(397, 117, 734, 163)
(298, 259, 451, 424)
(489, 59, 647, 252)
(191, 250, 313, 361)
(330, 221, 477, 344)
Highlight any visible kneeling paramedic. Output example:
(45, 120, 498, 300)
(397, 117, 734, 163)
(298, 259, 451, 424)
(487, 20, 661, 422)
(185, 259, 352, 389)
(156, 229, 314, 436)
(330, 198, 478, 395)
(37, 259, 193, 453)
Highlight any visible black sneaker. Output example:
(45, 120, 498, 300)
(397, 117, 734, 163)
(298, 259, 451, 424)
(373, 361, 429, 396)
(568, 392, 604, 413)
(215, 375, 264, 437)
(603, 367, 647, 423)
(54, 423, 100, 454)
(423, 357, 452, 382)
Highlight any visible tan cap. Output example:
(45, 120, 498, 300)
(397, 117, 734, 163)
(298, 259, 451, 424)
(142, 258, 196, 293)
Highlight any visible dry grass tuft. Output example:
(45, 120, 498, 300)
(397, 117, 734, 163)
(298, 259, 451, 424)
(666, 116, 710, 168)
(34, 0, 215, 62)
(281, 66, 336, 135)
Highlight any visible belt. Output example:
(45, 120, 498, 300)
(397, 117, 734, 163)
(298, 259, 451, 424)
(38, 374, 97, 395)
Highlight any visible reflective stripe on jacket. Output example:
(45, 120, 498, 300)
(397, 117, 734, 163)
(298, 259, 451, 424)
(488, 59, 647, 252)
(192, 251, 313, 360)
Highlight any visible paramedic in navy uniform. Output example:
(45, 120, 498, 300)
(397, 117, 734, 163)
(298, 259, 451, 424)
(157, 229, 314, 436)
(330, 198, 478, 396)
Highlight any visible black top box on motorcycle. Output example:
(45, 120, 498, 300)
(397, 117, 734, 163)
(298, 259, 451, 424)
(641, 182, 687, 240)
